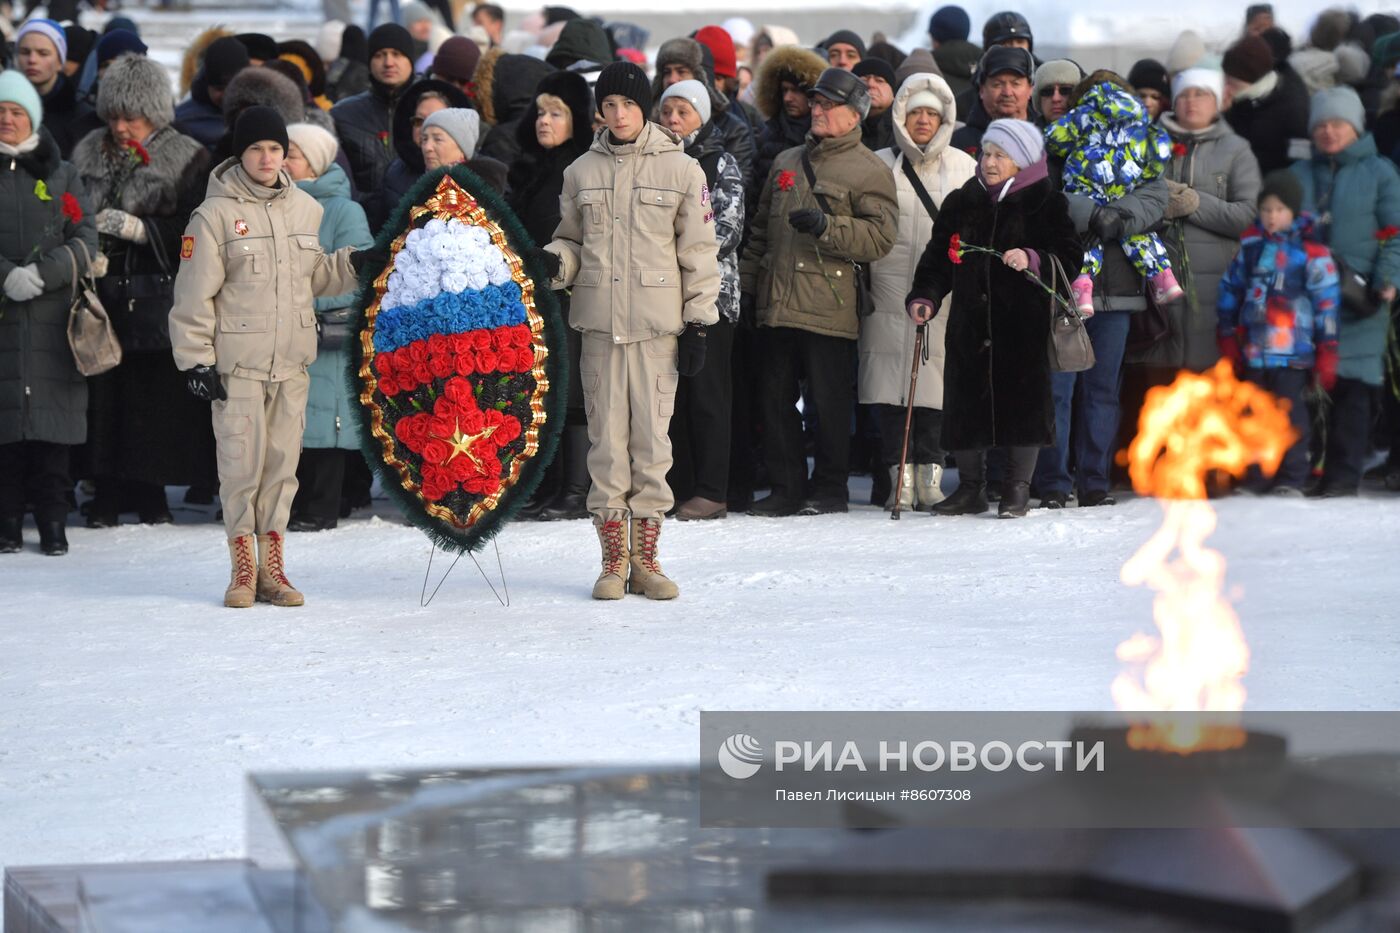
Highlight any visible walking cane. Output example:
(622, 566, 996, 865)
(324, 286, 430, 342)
(891, 323, 928, 520)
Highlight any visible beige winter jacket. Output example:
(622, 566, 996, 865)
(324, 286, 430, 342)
(170, 159, 359, 382)
(739, 123, 899, 340)
(546, 122, 720, 341)
(861, 74, 977, 409)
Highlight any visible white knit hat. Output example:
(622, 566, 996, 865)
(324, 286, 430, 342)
(286, 122, 338, 177)
(1172, 66, 1224, 104)
(659, 78, 712, 125)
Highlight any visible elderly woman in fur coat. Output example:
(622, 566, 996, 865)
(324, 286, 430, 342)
(906, 118, 1080, 518)
(71, 53, 214, 527)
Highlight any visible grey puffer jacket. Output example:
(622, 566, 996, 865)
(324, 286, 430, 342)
(0, 130, 99, 445)
(1134, 113, 1260, 371)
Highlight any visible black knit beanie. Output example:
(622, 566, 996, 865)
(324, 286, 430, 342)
(1260, 169, 1303, 216)
(593, 61, 652, 114)
(1127, 58, 1171, 101)
(233, 105, 289, 156)
(204, 36, 250, 88)
(368, 23, 413, 61)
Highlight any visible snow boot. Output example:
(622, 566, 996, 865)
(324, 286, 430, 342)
(885, 465, 914, 511)
(1149, 267, 1184, 304)
(0, 515, 20, 553)
(628, 517, 679, 600)
(1072, 274, 1095, 315)
(256, 531, 304, 606)
(998, 482, 1032, 518)
(592, 516, 629, 600)
(914, 463, 947, 510)
(37, 520, 67, 555)
(225, 534, 257, 608)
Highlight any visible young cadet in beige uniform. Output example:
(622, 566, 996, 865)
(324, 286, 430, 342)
(541, 62, 720, 600)
(171, 107, 363, 609)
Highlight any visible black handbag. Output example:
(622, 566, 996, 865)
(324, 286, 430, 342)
(104, 230, 176, 352)
(316, 306, 357, 351)
(1334, 255, 1383, 318)
(800, 151, 874, 318)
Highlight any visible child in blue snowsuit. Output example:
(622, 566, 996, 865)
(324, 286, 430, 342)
(1217, 170, 1340, 493)
(1045, 80, 1183, 313)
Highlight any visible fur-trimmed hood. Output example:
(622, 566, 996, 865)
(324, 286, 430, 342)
(98, 54, 176, 129)
(180, 26, 234, 97)
(71, 124, 208, 218)
(753, 44, 827, 121)
(474, 49, 553, 127)
(221, 66, 306, 128)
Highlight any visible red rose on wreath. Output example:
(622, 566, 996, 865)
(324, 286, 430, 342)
(407, 341, 430, 363)
(443, 377, 474, 405)
(454, 352, 476, 375)
(776, 169, 797, 192)
(379, 374, 399, 396)
(411, 361, 434, 386)
(391, 383, 522, 502)
(451, 333, 474, 355)
(511, 324, 532, 347)
(471, 331, 492, 350)
(429, 353, 454, 379)
(477, 348, 499, 372)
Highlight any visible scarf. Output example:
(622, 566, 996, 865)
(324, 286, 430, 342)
(0, 133, 42, 157)
(976, 155, 1050, 202)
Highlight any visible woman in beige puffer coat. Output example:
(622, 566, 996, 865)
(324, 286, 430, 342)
(861, 73, 976, 510)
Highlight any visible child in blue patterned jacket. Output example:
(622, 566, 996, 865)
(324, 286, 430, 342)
(1045, 77, 1184, 314)
(1217, 170, 1340, 493)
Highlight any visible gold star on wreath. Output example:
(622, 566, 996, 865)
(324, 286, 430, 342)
(438, 420, 499, 472)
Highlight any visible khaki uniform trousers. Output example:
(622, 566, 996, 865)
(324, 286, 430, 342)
(579, 332, 679, 522)
(213, 372, 309, 539)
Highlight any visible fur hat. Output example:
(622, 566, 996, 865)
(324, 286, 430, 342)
(97, 53, 173, 128)
(286, 122, 338, 176)
(1259, 168, 1303, 215)
(221, 66, 305, 128)
(753, 44, 827, 120)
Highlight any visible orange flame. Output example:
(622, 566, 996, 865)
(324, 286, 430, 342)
(1114, 360, 1297, 754)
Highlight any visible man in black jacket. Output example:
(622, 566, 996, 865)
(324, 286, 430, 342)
(329, 23, 416, 196)
(950, 45, 1035, 154)
(651, 36, 756, 189)
(1222, 34, 1310, 174)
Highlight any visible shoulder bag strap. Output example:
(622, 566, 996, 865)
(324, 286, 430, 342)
(65, 245, 80, 303)
(800, 149, 832, 214)
(900, 156, 939, 222)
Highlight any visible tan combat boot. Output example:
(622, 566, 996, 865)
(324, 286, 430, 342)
(628, 517, 678, 600)
(256, 531, 305, 606)
(225, 534, 257, 608)
(592, 516, 629, 600)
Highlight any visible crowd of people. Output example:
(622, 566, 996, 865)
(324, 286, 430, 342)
(1, 2, 1398, 603)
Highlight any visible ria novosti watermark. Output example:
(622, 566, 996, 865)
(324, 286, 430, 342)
(700, 711, 1400, 830)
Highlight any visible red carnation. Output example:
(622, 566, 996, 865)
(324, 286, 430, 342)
(422, 438, 452, 465)
(515, 347, 535, 372)
(374, 353, 394, 376)
(378, 375, 399, 396)
(471, 331, 492, 350)
(124, 139, 150, 165)
(948, 233, 963, 265)
(512, 324, 533, 348)
(1171, 142, 1187, 158)
(776, 169, 797, 192)
(60, 192, 82, 223)
(443, 377, 474, 405)
(1376, 225, 1400, 242)
(412, 362, 434, 386)
(477, 348, 499, 372)
(451, 333, 474, 355)
(429, 354, 454, 379)
(454, 353, 476, 375)
(459, 407, 484, 433)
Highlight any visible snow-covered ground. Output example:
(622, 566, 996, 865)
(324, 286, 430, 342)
(2, 489, 1398, 883)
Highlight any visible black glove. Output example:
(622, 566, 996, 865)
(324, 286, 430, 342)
(186, 364, 227, 402)
(739, 292, 757, 328)
(678, 323, 707, 377)
(530, 248, 562, 279)
(350, 246, 387, 273)
(788, 207, 828, 236)
(1089, 205, 1127, 240)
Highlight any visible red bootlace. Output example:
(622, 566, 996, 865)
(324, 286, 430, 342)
(601, 520, 627, 576)
(233, 537, 256, 589)
(263, 531, 292, 586)
(635, 520, 661, 572)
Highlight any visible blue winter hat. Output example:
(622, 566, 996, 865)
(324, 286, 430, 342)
(0, 70, 43, 130)
(16, 19, 67, 63)
(929, 6, 971, 43)
(96, 29, 148, 67)
(1309, 85, 1365, 135)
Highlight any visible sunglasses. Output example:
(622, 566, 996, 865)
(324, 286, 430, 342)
(1039, 84, 1075, 98)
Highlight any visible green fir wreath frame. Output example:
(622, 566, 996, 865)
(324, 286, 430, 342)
(347, 163, 568, 554)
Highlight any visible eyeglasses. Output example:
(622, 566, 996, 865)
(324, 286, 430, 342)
(1039, 84, 1074, 98)
(410, 117, 425, 128)
(809, 96, 843, 111)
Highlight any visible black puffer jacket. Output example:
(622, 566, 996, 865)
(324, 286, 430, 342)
(1224, 67, 1311, 175)
(476, 52, 556, 168)
(330, 75, 414, 196)
(368, 78, 474, 230)
(751, 111, 808, 216)
(0, 130, 99, 445)
(38, 75, 100, 160)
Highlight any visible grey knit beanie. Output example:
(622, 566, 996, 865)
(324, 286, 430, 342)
(422, 107, 481, 157)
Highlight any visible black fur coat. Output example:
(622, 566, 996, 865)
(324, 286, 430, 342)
(908, 166, 1080, 451)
